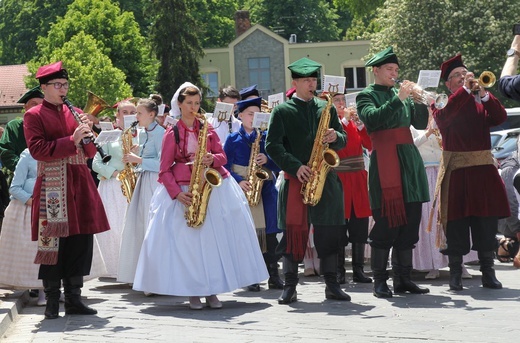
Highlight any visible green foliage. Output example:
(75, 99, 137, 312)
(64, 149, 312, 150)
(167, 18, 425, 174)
(333, 0, 383, 40)
(35, 0, 156, 97)
(27, 32, 132, 109)
(145, 0, 205, 104)
(244, 0, 341, 42)
(0, 0, 73, 64)
(186, 0, 240, 48)
(369, 0, 520, 107)
(117, 0, 148, 35)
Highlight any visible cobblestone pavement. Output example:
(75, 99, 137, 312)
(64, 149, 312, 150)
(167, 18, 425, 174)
(1, 263, 519, 342)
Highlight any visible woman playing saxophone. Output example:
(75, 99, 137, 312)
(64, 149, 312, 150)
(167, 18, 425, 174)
(132, 82, 268, 310)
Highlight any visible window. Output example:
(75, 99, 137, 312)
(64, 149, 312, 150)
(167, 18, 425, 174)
(344, 67, 366, 90)
(248, 57, 270, 97)
(201, 72, 218, 98)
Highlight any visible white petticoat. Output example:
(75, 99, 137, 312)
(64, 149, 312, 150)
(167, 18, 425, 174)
(133, 177, 269, 296)
(118, 171, 160, 283)
(96, 178, 128, 277)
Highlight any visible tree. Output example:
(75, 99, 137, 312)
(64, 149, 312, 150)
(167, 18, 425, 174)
(369, 0, 520, 107)
(27, 32, 133, 109)
(0, 0, 73, 64)
(35, 0, 156, 96)
(186, 0, 240, 48)
(117, 0, 148, 36)
(144, 0, 205, 104)
(333, 0, 383, 40)
(244, 0, 341, 42)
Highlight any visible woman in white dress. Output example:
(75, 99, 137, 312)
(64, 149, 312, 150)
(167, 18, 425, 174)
(0, 149, 46, 304)
(411, 117, 477, 279)
(117, 98, 165, 284)
(93, 101, 136, 278)
(133, 82, 268, 310)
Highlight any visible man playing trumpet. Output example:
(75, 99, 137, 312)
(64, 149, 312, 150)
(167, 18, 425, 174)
(356, 46, 430, 299)
(432, 54, 509, 291)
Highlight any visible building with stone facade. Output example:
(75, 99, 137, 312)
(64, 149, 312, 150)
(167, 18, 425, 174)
(199, 13, 372, 99)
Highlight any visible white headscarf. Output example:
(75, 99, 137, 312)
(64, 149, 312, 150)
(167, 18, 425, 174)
(170, 82, 201, 118)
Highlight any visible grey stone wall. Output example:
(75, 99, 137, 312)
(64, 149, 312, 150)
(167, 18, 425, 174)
(234, 30, 285, 98)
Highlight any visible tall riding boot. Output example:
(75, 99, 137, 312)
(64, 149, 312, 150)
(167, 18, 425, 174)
(392, 249, 429, 294)
(63, 276, 97, 315)
(43, 279, 61, 319)
(265, 233, 283, 289)
(448, 255, 463, 291)
(278, 257, 299, 304)
(371, 248, 392, 298)
(321, 254, 351, 301)
(478, 251, 503, 289)
(352, 243, 372, 283)
(268, 263, 284, 289)
(337, 247, 346, 284)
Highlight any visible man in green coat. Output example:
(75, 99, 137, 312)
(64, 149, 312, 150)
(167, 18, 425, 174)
(0, 86, 44, 172)
(356, 47, 430, 298)
(266, 57, 348, 304)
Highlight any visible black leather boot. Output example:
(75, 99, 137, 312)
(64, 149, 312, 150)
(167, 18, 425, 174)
(278, 257, 298, 304)
(321, 254, 351, 301)
(448, 255, 463, 291)
(392, 249, 429, 294)
(247, 284, 261, 291)
(371, 248, 392, 298)
(478, 251, 503, 289)
(63, 276, 97, 315)
(267, 263, 284, 289)
(352, 243, 372, 283)
(43, 279, 61, 319)
(337, 248, 346, 284)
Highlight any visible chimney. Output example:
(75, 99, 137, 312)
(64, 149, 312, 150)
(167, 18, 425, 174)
(235, 10, 251, 37)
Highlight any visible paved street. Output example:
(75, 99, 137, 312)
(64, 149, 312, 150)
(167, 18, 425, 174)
(1, 262, 519, 343)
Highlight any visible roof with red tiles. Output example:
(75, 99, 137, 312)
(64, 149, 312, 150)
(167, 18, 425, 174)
(0, 64, 30, 109)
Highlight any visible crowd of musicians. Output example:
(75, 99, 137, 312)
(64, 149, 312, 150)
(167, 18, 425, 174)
(1, 37, 520, 319)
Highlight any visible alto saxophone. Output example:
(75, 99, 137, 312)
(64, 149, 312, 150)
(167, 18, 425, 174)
(185, 112, 223, 228)
(245, 128, 270, 206)
(118, 121, 138, 203)
(300, 93, 340, 206)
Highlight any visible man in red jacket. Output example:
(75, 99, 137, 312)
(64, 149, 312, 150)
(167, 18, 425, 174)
(24, 61, 110, 319)
(432, 54, 510, 291)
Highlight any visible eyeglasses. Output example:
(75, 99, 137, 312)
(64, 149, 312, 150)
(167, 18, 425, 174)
(46, 82, 70, 89)
(448, 71, 467, 80)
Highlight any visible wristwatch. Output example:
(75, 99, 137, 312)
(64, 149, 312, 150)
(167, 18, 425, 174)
(507, 48, 520, 57)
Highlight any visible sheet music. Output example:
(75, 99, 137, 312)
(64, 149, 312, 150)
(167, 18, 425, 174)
(94, 130, 122, 145)
(268, 93, 284, 109)
(212, 102, 234, 122)
(417, 70, 442, 89)
(123, 115, 137, 129)
(253, 112, 270, 130)
(323, 75, 346, 94)
(99, 122, 114, 131)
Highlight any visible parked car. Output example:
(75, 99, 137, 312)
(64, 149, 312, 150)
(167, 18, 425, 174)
(491, 128, 520, 149)
(492, 130, 520, 162)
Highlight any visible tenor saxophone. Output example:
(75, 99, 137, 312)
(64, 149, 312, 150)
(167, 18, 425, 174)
(245, 129, 270, 206)
(117, 121, 138, 203)
(300, 93, 340, 206)
(185, 112, 223, 228)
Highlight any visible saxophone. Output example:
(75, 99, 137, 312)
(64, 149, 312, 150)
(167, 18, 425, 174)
(185, 112, 223, 228)
(245, 129, 270, 206)
(300, 93, 340, 206)
(117, 121, 138, 203)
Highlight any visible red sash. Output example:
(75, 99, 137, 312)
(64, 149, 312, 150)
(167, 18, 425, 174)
(284, 173, 308, 261)
(370, 127, 412, 228)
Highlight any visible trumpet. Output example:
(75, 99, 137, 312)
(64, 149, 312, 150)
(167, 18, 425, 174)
(392, 78, 448, 109)
(478, 71, 496, 88)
